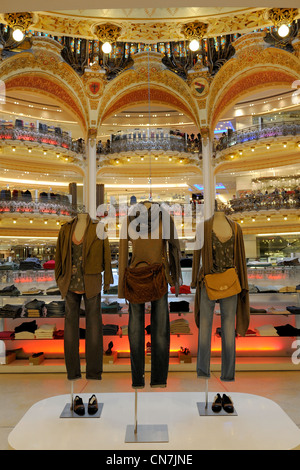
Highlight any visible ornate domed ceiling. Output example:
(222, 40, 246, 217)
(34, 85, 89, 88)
(10, 7, 286, 43)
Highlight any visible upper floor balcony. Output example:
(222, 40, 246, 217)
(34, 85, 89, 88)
(215, 119, 300, 153)
(97, 129, 201, 157)
(0, 122, 85, 154)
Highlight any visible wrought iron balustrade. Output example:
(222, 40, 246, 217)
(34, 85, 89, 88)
(0, 197, 85, 217)
(0, 123, 85, 153)
(105, 134, 201, 155)
(216, 119, 300, 151)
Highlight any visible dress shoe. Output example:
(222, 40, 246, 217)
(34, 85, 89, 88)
(88, 394, 98, 415)
(73, 395, 85, 416)
(222, 394, 234, 413)
(211, 393, 222, 412)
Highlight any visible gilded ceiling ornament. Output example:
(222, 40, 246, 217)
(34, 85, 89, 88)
(3, 12, 36, 32)
(268, 8, 298, 28)
(93, 23, 122, 43)
(181, 21, 208, 41)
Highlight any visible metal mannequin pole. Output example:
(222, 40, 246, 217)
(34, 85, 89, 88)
(70, 381, 74, 410)
(125, 389, 168, 443)
(134, 389, 138, 434)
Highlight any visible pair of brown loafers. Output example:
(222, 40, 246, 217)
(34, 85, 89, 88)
(73, 394, 98, 416)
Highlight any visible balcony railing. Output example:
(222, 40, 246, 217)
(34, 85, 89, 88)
(0, 123, 85, 154)
(0, 197, 85, 217)
(98, 133, 201, 155)
(228, 192, 300, 213)
(216, 119, 300, 151)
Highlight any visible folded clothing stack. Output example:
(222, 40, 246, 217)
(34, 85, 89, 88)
(170, 318, 191, 334)
(101, 301, 122, 314)
(169, 301, 190, 313)
(24, 299, 45, 318)
(279, 286, 298, 293)
(35, 323, 56, 339)
(0, 304, 23, 318)
(286, 306, 300, 314)
(103, 324, 119, 335)
(121, 325, 128, 335)
(46, 286, 61, 295)
(21, 287, 44, 296)
(255, 325, 278, 336)
(14, 320, 37, 339)
(275, 324, 300, 336)
(0, 285, 20, 296)
(0, 331, 15, 340)
(170, 285, 191, 294)
(45, 301, 65, 317)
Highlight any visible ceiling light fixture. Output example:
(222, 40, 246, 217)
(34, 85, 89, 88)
(181, 21, 208, 52)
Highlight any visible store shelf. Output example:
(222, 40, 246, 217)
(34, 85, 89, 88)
(1, 355, 300, 374)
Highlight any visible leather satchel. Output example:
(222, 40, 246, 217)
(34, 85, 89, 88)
(124, 261, 168, 304)
(204, 222, 241, 300)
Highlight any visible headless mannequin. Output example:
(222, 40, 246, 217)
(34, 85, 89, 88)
(74, 213, 89, 241)
(212, 205, 232, 242)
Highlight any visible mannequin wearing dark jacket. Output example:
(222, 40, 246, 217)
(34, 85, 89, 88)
(118, 202, 182, 388)
(55, 213, 113, 381)
(191, 212, 249, 382)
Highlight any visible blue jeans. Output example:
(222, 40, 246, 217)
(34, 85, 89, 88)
(128, 292, 170, 388)
(197, 286, 237, 381)
(64, 291, 103, 381)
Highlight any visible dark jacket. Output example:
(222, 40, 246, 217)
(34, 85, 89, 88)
(55, 215, 113, 299)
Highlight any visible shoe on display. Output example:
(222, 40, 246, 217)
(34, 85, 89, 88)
(222, 394, 234, 413)
(88, 394, 98, 415)
(211, 393, 222, 412)
(73, 395, 85, 416)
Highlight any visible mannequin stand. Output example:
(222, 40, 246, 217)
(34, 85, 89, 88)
(197, 379, 238, 416)
(60, 381, 103, 418)
(125, 390, 169, 442)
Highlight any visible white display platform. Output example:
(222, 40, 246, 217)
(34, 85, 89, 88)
(8, 392, 300, 450)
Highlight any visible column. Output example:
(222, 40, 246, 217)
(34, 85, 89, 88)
(69, 182, 77, 207)
(86, 128, 97, 219)
(201, 127, 215, 220)
(96, 183, 105, 207)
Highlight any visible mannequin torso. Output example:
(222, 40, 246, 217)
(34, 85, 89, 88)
(73, 213, 88, 242)
(212, 211, 232, 242)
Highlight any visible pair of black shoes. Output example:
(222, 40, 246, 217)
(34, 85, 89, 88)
(73, 394, 98, 416)
(212, 393, 234, 413)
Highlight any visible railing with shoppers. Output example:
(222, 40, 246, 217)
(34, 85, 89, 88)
(97, 131, 202, 156)
(0, 123, 85, 154)
(228, 190, 300, 213)
(215, 119, 300, 151)
(0, 195, 85, 217)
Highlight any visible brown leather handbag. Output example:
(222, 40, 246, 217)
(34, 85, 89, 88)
(124, 261, 168, 304)
(204, 267, 241, 300)
(204, 223, 241, 301)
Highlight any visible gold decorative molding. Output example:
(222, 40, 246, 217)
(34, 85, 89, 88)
(181, 21, 208, 41)
(268, 8, 298, 28)
(3, 11, 37, 32)
(93, 23, 122, 43)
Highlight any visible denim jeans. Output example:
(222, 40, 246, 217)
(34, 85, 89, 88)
(128, 292, 170, 388)
(64, 290, 103, 381)
(197, 286, 237, 381)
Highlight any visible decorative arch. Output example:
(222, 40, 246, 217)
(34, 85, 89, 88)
(207, 32, 300, 132)
(5, 73, 87, 131)
(98, 52, 200, 128)
(101, 85, 197, 123)
(0, 38, 90, 132)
